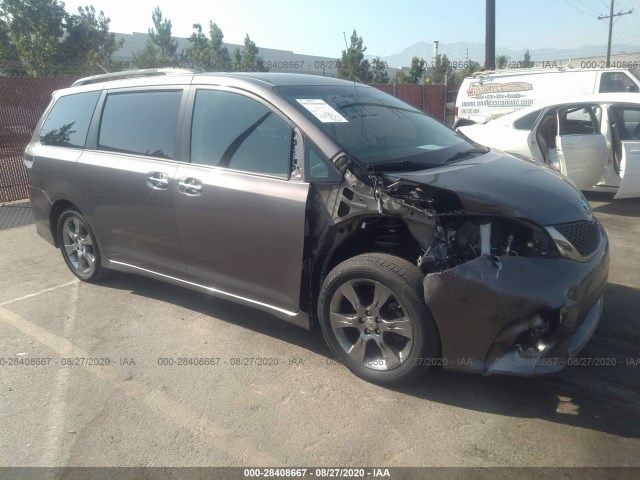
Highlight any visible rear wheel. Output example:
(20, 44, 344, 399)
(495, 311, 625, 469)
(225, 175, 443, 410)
(318, 253, 439, 385)
(57, 208, 105, 282)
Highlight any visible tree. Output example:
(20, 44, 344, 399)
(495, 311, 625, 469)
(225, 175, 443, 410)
(185, 23, 210, 70)
(0, 0, 67, 76)
(370, 57, 389, 83)
(395, 57, 426, 84)
(232, 47, 241, 70)
(208, 22, 231, 71)
(408, 56, 426, 83)
(132, 40, 159, 68)
(133, 7, 178, 68)
(429, 54, 455, 84)
(232, 34, 267, 72)
(0, 0, 120, 76)
(148, 6, 177, 63)
(455, 60, 481, 83)
(64, 6, 122, 74)
(521, 49, 534, 68)
(0, 15, 23, 75)
(496, 54, 509, 69)
(336, 30, 371, 83)
(395, 70, 411, 84)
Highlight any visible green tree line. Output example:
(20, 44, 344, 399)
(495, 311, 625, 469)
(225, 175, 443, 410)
(1, 2, 535, 81)
(0, 1, 268, 76)
(0, 0, 122, 76)
(337, 29, 536, 85)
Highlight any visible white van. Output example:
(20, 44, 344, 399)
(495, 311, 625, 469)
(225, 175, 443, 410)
(454, 67, 640, 126)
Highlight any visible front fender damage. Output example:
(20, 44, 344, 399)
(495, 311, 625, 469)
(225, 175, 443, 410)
(423, 246, 608, 375)
(310, 160, 608, 377)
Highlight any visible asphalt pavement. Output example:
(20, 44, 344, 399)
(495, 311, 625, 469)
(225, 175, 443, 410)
(0, 193, 639, 469)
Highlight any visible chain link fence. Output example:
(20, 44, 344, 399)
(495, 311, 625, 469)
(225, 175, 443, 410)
(372, 83, 460, 124)
(1, 76, 460, 204)
(0, 76, 77, 203)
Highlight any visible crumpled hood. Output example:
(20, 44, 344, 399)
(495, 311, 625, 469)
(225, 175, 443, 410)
(394, 150, 592, 226)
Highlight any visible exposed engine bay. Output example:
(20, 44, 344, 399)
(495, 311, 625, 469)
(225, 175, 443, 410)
(326, 162, 557, 276)
(418, 215, 556, 274)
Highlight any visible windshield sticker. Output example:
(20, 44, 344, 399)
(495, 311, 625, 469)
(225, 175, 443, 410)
(296, 99, 348, 123)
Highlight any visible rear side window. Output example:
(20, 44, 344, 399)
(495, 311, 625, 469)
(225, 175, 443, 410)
(513, 109, 542, 131)
(40, 91, 100, 148)
(98, 90, 182, 159)
(191, 90, 291, 177)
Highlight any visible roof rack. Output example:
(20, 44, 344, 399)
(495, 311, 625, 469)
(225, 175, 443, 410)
(72, 68, 196, 87)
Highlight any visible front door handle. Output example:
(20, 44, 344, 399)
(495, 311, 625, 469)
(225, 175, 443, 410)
(146, 171, 170, 190)
(177, 177, 203, 195)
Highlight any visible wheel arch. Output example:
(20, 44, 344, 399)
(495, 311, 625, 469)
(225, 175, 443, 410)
(49, 199, 76, 248)
(307, 214, 425, 325)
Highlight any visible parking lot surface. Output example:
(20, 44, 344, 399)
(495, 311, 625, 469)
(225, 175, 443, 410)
(0, 193, 639, 467)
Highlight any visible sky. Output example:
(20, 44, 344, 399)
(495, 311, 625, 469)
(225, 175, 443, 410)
(60, 0, 640, 58)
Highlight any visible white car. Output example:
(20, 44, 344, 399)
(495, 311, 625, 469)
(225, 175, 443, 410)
(458, 93, 640, 199)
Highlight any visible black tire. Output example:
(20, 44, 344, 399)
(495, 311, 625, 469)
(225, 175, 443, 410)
(318, 253, 439, 386)
(57, 207, 105, 282)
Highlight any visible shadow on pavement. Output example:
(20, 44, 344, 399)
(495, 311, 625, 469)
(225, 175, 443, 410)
(585, 191, 640, 218)
(99, 272, 640, 440)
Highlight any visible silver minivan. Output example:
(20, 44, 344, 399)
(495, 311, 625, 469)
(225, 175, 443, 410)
(25, 70, 609, 385)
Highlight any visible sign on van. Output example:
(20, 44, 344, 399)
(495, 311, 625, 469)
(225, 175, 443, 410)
(467, 82, 533, 97)
(454, 68, 640, 126)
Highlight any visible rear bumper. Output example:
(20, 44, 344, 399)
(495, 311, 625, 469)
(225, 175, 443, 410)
(423, 222, 609, 375)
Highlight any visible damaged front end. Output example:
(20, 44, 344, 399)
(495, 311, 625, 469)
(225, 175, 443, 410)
(421, 218, 608, 375)
(317, 154, 609, 376)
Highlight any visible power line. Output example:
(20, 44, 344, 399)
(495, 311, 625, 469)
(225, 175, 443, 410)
(563, 0, 598, 16)
(599, 0, 634, 66)
(575, 0, 601, 15)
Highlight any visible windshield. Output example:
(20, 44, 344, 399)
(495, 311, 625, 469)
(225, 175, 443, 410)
(278, 85, 477, 170)
(631, 69, 640, 83)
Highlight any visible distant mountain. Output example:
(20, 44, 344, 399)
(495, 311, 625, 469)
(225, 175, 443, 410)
(379, 41, 640, 68)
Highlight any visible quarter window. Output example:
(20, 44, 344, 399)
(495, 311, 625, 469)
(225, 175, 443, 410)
(191, 90, 291, 177)
(98, 90, 182, 159)
(513, 109, 542, 131)
(40, 91, 100, 148)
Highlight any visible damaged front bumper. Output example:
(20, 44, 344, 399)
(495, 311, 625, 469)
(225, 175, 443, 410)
(423, 222, 609, 375)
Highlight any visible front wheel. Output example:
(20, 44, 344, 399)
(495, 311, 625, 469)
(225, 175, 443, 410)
(318, 253, 439, 386)
(57, 208, 105, 282)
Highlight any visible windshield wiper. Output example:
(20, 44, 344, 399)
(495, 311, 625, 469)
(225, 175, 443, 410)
(444, 147, 490, 164)
(368, 160, 437, 172)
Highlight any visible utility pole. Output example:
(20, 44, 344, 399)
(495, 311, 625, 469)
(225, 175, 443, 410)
(485, 0, 495, 69)
(598, 0, 633, 67)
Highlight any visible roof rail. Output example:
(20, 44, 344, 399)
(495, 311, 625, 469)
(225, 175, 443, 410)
(72, 68, 196, 87)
